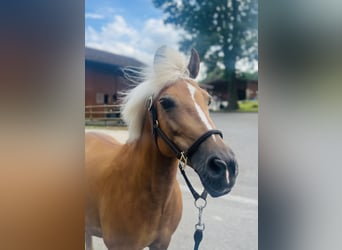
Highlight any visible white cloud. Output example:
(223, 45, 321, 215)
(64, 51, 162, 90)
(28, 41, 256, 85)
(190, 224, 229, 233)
(85, 13, 105, 20)
(85, 15, 183, 65)
(101, 16, 137, 39)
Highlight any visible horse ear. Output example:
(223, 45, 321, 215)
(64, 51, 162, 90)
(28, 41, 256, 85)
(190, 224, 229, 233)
(188, 48, 200, 79)
(154, 45, 167, 69)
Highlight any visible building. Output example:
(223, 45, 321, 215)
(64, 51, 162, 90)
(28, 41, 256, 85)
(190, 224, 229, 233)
(85, 47, 145, 107)
(85, 47, 145, 120)
(204, 78, 258, 101)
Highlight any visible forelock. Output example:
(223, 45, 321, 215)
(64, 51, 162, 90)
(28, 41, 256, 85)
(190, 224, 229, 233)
(121, 47, 192, 142)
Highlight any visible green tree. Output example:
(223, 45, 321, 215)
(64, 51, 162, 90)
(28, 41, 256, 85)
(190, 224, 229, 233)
(153, 0, 258, 110)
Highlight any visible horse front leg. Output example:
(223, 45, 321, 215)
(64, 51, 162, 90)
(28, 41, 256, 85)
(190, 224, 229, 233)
(149, 242, 170, 250)
(85, 232, 93, 250)
(106, 244, 141, 250)
(149, 235, 172, 250)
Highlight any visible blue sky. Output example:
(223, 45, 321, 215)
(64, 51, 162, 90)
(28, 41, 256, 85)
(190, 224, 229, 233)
(85, 0, 163, 30)
(85, 0, 257, 74)
(85, 0, 182, 65)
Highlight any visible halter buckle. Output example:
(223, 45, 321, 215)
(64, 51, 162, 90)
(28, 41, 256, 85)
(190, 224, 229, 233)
(179, 152, 188, 170)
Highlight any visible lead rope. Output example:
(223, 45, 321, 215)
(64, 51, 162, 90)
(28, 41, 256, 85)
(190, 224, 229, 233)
(178, 159, 207, 250)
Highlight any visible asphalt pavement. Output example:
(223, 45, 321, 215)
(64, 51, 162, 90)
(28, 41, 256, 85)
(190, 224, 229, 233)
(86, 112, 258, 250)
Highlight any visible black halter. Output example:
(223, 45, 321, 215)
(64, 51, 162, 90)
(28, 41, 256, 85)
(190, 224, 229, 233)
(148, 97, 223, 249)
(148, 97, 223, 163)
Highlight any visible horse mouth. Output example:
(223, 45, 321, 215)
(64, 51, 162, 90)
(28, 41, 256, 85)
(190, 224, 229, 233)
(196, 160, 237, 198)
(210, 185, 231, 197)
(201, 178, 233, 197)
(195, 170, 236, 198)
(190, 151, 238, 198)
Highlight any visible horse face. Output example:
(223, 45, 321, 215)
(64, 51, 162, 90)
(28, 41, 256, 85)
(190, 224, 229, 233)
(156, 80, 238, 197)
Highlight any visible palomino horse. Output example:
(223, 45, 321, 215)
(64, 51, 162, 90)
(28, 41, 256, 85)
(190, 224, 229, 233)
(85, 46, 238, 250)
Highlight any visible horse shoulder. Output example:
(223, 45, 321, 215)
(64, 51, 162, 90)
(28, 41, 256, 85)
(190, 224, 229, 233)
(85, 132, 122, 167)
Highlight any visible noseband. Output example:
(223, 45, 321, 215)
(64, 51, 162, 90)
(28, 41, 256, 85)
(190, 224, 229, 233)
(148, 96, 223, 166)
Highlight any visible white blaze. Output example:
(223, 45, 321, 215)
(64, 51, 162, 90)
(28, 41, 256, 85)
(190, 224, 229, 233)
(187, 83, 216, 140)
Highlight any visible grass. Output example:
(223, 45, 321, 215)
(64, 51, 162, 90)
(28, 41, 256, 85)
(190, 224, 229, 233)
(85, 125, 128, 130)
(238, 100, 258, 112)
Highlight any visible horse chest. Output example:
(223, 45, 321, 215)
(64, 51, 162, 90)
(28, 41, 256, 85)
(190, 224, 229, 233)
(99, 184, 182, 248)
(102, 190, 168, 229)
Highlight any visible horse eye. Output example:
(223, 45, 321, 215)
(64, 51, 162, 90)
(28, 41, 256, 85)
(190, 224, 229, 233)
(159, 97, 175, 110)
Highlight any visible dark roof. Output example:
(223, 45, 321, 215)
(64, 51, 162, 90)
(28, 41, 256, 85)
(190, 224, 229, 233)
(204, 78, 258, 86)
(85, 47, 145, 68)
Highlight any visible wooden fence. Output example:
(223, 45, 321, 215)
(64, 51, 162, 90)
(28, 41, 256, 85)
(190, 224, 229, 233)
(85, 104, 125, 126)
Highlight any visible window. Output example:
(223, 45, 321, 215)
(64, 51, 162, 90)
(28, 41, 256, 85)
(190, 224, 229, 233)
(104, 94, 109, 104)
(96, 93, 104, 104)
(112, 94, 117, 103)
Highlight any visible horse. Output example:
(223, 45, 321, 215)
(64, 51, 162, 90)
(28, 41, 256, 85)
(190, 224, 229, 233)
(85, 46, 238, 250)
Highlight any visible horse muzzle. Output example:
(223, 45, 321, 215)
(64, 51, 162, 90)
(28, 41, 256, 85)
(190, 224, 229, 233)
(192, 150, 238, 198)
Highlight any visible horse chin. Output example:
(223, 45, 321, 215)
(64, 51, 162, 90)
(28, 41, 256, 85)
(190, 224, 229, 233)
(206, 187, 231, 198)
(196, 171, 233, 198)
(203, 181, 232, 198)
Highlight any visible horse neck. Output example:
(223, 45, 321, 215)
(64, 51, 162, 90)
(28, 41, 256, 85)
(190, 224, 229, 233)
(129, 113, 179, 201)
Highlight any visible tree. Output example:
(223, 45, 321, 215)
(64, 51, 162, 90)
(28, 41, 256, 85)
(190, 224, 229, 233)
(153, 0, 258, 110)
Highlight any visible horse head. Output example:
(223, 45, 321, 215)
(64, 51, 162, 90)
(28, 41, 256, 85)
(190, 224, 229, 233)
(149, 46, 238, 197)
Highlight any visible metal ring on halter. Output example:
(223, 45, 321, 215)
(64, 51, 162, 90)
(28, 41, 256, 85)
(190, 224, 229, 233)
(194, 197, 207, 209)
(195, 223, 205, 231)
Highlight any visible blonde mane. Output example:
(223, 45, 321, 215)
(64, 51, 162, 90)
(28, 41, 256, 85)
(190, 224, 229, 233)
(121, 46, 191, 142)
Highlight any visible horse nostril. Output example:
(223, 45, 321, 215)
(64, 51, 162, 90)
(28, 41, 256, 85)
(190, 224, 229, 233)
(228, 159, 238, 177)
(208, 158, 227, 177)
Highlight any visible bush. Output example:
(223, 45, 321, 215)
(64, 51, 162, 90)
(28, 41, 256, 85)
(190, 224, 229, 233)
(238, 100, 258, 112)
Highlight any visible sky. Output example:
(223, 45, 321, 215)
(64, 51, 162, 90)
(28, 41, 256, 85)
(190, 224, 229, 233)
(85, 0, 257, 75)
(85, 0, 182, 65)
